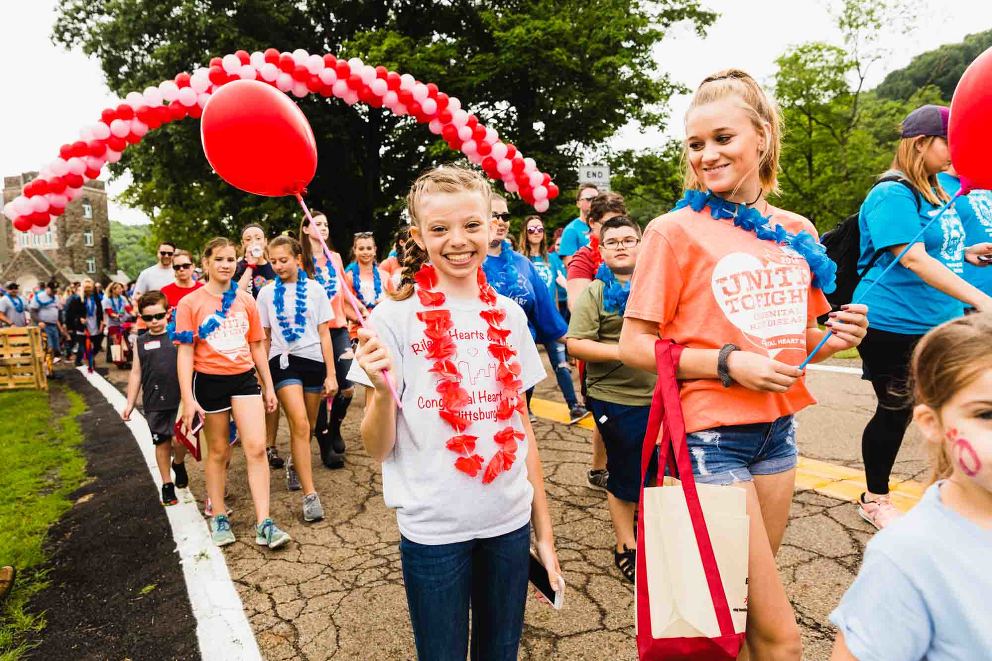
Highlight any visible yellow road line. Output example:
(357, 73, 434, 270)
(530, 397, 924, 512)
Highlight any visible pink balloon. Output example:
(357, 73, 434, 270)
(260, 63, 279, 82)
(490, 143, 508, 161)
(457, 125, 473, 141)
(29, 224, 49, 235)
(421, 98, 437, 115)
(534, 199, 549, 213)
(67, 157, 86, 175)
(332, 80, 349, 98)
(106, 150, 122, 163)
(504, 180, 519, 193)
(533, 185, 548, 200)
(110, 119, 131, 138)
(318, 68, 337, 86)
(277, 73, 294, 92)
(178, 87, 198, 106)
(30, 196, 49, 213)
(370, 78, 388, 96)
(428, 119, 443, 135)
(496, 158, 513, 175)
(237, 65, 257, 80)
(92, 122, 111, 140)
(461, 140, 478, 156)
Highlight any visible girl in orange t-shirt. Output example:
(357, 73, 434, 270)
(176, 237, 290, 550)
(619, 69, 869, 659)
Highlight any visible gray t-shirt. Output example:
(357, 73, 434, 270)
(0, 295, 28, 327)
(134, 264, 174, 295)
(29, 292, 60, 325)
(348, 292, 545, 545)
(256, 278, 333, 365)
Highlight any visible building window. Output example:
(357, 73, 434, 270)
(84, 231, 94, 246)
(86, 258, 96, 274)
(82, 200, 93, 219)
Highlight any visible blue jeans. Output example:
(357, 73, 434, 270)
(400, 523, 531, 661)
(41, 324, 61, 356)
(543, 341, 578, 408)
(685, 414, 799, 485)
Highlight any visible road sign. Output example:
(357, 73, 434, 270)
(577, 164, 610, 191)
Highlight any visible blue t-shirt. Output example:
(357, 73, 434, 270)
(483, 248, 567, 345)
(558, 217, 590, 257)
(854, 176, 966, 334)
(830, 483, 992, 661)
(528, 254, 565, 304)
(939, 172, 992, 296)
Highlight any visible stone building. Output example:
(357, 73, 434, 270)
(1, 172, 121, 290)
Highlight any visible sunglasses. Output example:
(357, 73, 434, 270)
(140, 312, 168, 322)
(159, 250, 174, 256)
(579, 195, 597, 202)
(492, 212, 512, 221)
(526, 226, 545, 235)
(173, 263, 192, 271)
(354, 231, 374, 238)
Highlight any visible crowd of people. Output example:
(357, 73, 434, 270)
(9, 66, 990, 659)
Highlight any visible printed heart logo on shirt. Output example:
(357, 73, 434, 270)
(204, 311, 252, 362)
(710, 251, 808, 357)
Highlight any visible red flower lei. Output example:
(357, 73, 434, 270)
(415, 263, 526, 484)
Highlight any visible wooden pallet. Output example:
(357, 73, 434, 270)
(0, 327, 47, 391)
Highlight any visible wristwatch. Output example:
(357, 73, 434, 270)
(717, 343, 739, 388)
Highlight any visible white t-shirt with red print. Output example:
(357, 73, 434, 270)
(348, 292, 545, 545)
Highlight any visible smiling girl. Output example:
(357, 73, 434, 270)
(619, 69, 868, 659)
(345, 233, 391, 340)
(351, 166, 560, 659)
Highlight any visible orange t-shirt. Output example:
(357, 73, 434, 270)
(314, 252, 348, 329)
(175, 286, 264, 375)
(625, 203, 831, 433)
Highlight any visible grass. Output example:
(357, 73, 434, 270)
(831, 346, 860, 360)
(0, 387, 87, 660)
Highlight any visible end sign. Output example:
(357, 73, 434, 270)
(577, 164, 611, 191)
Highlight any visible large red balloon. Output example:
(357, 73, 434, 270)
(200, 80, 317, 197)
(949, 46, 992, 192)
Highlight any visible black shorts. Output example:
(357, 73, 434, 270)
(269, 355, 326, 393)
(146, 408, 178, 445)
(192, 369, 261, 413)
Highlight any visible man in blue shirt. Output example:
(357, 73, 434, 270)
(558, 183, 600, 266)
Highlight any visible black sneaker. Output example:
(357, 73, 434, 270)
(173, 462, 188, 489)
(587, 469, 609, 491)
(161, 482, 178, 506)
(568, 404, 590, 424)
(267, 447, 285, 469)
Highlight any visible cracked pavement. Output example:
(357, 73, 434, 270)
(101, 355, 922, 660)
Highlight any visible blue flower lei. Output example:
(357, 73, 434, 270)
(595, 263, 630, 315)
(673, 190, 837, 293)
(349, 262, 382, 309)
(84, 295, 97, 318)
(108, 295, 125, 314)
(5, 293, 24, 314)
(172, 283, 238, 344)
(273, 269, 309, 344)
(483, 240, 528, 300)
(312, 257, 338, 299)
(35, 292, 55, 308)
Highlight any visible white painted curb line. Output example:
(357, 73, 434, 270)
(77, 367, 262, 661)
(806, 363, 862, 375)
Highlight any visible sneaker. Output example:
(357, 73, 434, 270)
(161, 482, 178, 506)
(529, 413, 538, 425)
(203, 498, 233, 518)
(286, 464, 301, 491)
(172, 462, 188, 489)
(587, 468, 609, 491)
(568, 404, 590, 424)
(266, 447, 284, 469)
(210, 515, 236, 546)
(303, 493, 324, 522)
(858, 493, 902, 530)
(255, 518, 291, 549)
(53, 356, 62, 364)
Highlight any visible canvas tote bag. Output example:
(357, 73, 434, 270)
(636, 339, 748, 660)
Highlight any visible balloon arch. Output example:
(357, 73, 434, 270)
(2, 48, 560, 234)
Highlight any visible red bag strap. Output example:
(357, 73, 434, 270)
(636, 339, 736, 642)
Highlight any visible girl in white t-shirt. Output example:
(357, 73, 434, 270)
(257, 237, 338, 523)
(351, 166, 561, 659)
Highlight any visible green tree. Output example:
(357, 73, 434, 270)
(607, 141, 684, 226)
(875, 28, 992, 102)
(54, 0, 714, 250)
(109, 221, 156, 280)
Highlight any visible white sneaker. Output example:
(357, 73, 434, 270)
(858, 493, 901, 530)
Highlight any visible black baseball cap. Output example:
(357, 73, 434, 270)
(901, 105, 949, 139)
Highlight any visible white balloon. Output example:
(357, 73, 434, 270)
(110, 119, 130, 138)
(2, 202, 15, 220)
(533, 185, 548, 200)
(222, 54, 241, 74)
(159, 80, 179, 102)
(306, 54, 324, 75)
(130, 119, 149, 137)
(30, 196, 49, 213)
(528, 171, 543, 187)
(461, 140, 477, 156)
(534, 199, 550, 212)
(318, 68, 337, 85)
(383, 91, 398, 107)
(143, 86, 163, 106)
(447, 97, 462, 113)
(467, 151, 484, 165)
(13, 196, 31, 215)
(360, 65, 376, 85)
(420, 98, 437, 115)
(69, 157, 88, 174)
(490, 143, 508, 161)
(197, 92, 211, 108)
(332, 79, 349, 98)
(178, 87, 198, 106)
(125, 91, 145, 107)
(105, 150, 122, 164)
(237, 65, 256, 80)
(92, 122, 111, 140)
(292, 49, 309, 65)
(451, 109, 468, 126)
(292, 82, 308, 98)
(250, 51, 265, 68)
(190, 73, 211, 93)
(457, 125, 473, 141)
(496, 158, 513, 175)
(428, 119, 443, 135)
(347, 57, 364, 70)
(412, 83, 429, 102)
(260, 63, 279, 82)
(399, 73, 415, 90)
(524, 157, 537, 172)
(80, 125, 95, 141)
(47, 194, 68, 208)
(370, 78, 388, 96)
(85, 156, 105, 171)
(344, 90, 359, 105)
(276, 73, 294, 92)
(484, 127, 498, 144)
(50, 159, 69, 177)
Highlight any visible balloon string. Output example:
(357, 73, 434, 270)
(799, 191, 962, 369)
(295, 193, 403, 409)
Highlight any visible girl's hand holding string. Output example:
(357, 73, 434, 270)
(355, 327, 395, 393)
(727, 351, 803, 393)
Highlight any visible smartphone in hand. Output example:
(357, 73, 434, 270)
(190, 412, 204, 434)
(529, 552, 564, 610)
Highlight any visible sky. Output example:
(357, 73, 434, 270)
(2, 0, 991, 224)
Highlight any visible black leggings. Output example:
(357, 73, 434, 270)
(857, 328, 923, 495)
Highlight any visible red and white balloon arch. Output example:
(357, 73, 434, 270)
(2, 48, 560, 234)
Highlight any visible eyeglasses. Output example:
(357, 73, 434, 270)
(492, 212, 511, 221)
(173, 263, 192, 271)
(526, 226, 545, 235)
(354, 231, 374, 238)
(159, 250, 174, 256)
(140, 312, 168, 322)
(601, 237, 641, 250)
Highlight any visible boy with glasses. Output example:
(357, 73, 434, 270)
(122, 291, 189, 506)
(558, 183, 600, 267)
(161, 250, 203, 309)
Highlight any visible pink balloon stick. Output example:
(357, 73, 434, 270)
(295, 193, 402, 409)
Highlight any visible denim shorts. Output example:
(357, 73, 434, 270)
(686, 414, 798, 485)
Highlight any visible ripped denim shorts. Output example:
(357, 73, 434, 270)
(685, 415, 798, 485)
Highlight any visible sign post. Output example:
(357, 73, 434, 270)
(577, 164, 611, 192)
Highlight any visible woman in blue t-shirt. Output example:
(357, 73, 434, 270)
(854, 105, 992, 531)
(938, 168, 992, 297)
(517, 215, 584, 420)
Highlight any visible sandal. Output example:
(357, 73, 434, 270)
(614, 544, 636, 584)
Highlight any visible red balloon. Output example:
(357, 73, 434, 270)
(235, 50, 250, 65)
(472, 125, 487, 142)
(547, 183, 559, 200)
(426, 83, 438, 97)
(278, 54, 295, 73)
(293, 65, 310, 82)
(49, 178, 66, 194)
(505, 144, 517, 160)
(264, 48, 280, 64)
(64, 173, 84, 188)
(435, 92, 449, 110)
(477, 141, 492, 156)
(438, 109, 453, 124)
(107, 136, 127, 152)
(49, 205, 65, 217)
(32, 179, 49, 195)
(442, 124, 458, 142)
(13, 217, 31, 232)
(101, 108, 117, 125)
(84, 167, 101, 180)
(188, 104, 203, 120)
(209, 66, 226, 85)
(88, 141, 106, 157)
(949, 46, 992, 191)
(72, 140, 88, 158)
(386, 72, 401, 91)
(323, 54, 337, 68)
(511, 156, 525, 173)
(209, 57, 223, 69)
(375, 66, 388, 79)
(116, 103, 134, 120)
(335, 61, 350, 79)
(59, 144, 73, 159)
(201, 79, 317, 197)
(175, 72, 191, 88)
